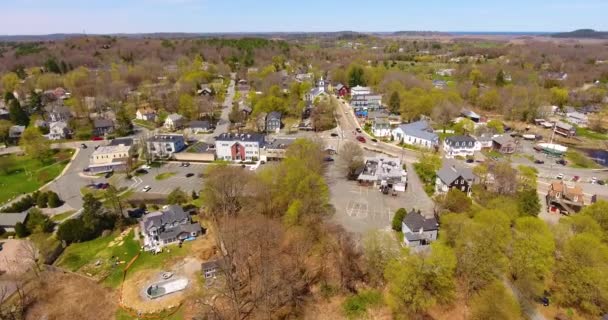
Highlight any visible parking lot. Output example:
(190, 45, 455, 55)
(326, 159, 435, 235)
(128, 162, 207, 195)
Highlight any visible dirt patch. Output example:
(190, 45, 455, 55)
(120, 257, 202, 314)
(0, 239, 33, 276)
(25, 271, 117, 320)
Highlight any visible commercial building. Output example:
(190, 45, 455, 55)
(214, 132, 266, 162)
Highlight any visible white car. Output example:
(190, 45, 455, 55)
(556, 173, 564, 180)
(591, 177, 598, 184)
(140, 164, 151, 170)
(142, 185, 151, 192)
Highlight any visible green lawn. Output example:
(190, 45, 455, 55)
(132, 119, 157, 130)
(566, 150, 601, 169)
(115, 307, 183, 320)
(51, 210, 76, 222)
(576, 127, 608, 140)
(0, 149, 74, 205)
(155, 172, 176, 180)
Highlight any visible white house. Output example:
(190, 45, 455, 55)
(164, 113, 184, 131)
(87, 143, 133, 174)
(436, 68, 455, 77)
(214, 132, 266, 162)
(147, 134, 186, 159)
(402, 210, 438, 248)
(140, 205, 202, 251)
(350, 85, 371, 96)
(136, 107, 157, 122)
(391, 120, 439, 148)
(566, 111, 588, 127)
(304, 78, 326, 102)
(371, 117, 391, 137)
(48, 121, 70, 140)
(443, 135, 481, 158)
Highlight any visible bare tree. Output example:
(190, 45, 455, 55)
(337, 141, 364, 179)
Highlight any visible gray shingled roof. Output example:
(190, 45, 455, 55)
(492, 135, 514, 146)
(445, 135, 477, 147)
(267, 111, 282, 121)
(0, 212, 29, 227)
(402, 210, 438, 232)
(143, 205, 188, 230)
(158, 223, 202, 241)
(394, 120, 438, 142)
(436, 159, 475, 185)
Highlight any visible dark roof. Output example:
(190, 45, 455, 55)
(267, 111, 282, 121)
(0, 212, 29, 227)
(215, 132, 265, 143)
(492, 135, 514, 146)
(94, 118, 114, 128)
(265, 138, 295, 150)
(143, 205, 188, 230)
(201, 258, 226, 271)
(109, 138, 133, 146)
(402, 210, 438, 232)
(187, 142, 215, 154)
(436, 159, 475, 184)
(147, 134, 184, 143)
(187, 120, 213, 130)
(445, 135, 477, 146)
(158, 223, 202, 241)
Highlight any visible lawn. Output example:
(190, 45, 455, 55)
(155, 172, 176, 180)
(0, 149, 74, 205)
(51, 210, 76, 222)
(132, 119, 157, 130)
(566, 150, 601, 169)
(115, 307, 183, 320)
(576, 127, 608, 140)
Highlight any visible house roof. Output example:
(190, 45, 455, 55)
(201, 258, 225, 271)
(147, 134, 184, 143)
(109, 138, 134, 146)
(436, 159, 475, 185)
(94, 118, 114, 128)
(445, 135, 477, 146)
(158, 223, 202, 241)
(335, 83, 345, 91)
(403, 210, 438, 232)
(555, 121, 574, 131)
(143, 205, 189, 230)
(166, 113, 183, 122)
(267, 111, 282, 121)
(9, 125, 25, 137)
(0, 212, 29, 227)
(215, 132, 265, 143)
(394, 120, 439, 142)
(265, 138, 296, 150)
(461, 109, 480, 119)
(492, 135, 515, 146)
(187, 120, 213, 130)
(137, 107, 156, 115)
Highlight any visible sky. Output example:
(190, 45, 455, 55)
(1, 0, 608, 35)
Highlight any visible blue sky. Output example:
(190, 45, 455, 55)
(1, 0, 607, 34)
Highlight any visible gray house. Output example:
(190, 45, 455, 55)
(0, 212, 29, 233)
(93, 118, 115, 136)
(435, 159, 476, 196)
(146, 134, 186, 159)
(266, 111, 282, 133)
(402, 210, 438, 247)
(140, 205, 202, 251)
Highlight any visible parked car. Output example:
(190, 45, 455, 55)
(330, 133, 339, 137)
(135, 169, 148, 175)
(356, 136, 366, 143)
(556, 159, 567, 166)
(591, 177, 598, 184)
(140, 164, 151, 170)
(324, 157, 334, 162)
(598, 180, 606, 185)
(534, 159, 545, 164)
(371, 138, 378, 143)
(80, 143, 87, 149)
(355, 128, 362, 133)
(83, 167, 91, 172)
(91, 136, 103, 141)
(572, 175, 580, 182)
(180, 162, 190, 167)
(466, 158, 474, 163)
(556, 173, 564, 180)
(186, 173, 194, 177)
(105, 171, 113, 179)
(142, 185, 151, 192)
(540, 296, 550, 307)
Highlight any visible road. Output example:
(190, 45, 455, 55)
(203, 73, 235, 143)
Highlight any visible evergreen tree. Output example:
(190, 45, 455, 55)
(9, 99, 30, 126)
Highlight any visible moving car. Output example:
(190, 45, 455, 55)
(330, 133, 339, 137)
(534, 159, 545, 164)
(591, 177, 598, 184)
(142, 185, 151, 192)
(186, 173, 194, 178)
(80, 143, 87, 149)
(572, 175, 580, 182)
(556, 159, 567, 166)
(140, 164, 151, 170)
(180, 162, 190, 167)
(556, 173, 564, 180)
(356, 136, 366, 143)
(104, 171, 113, 179)
(371, 138, 378, 143)
(355, 128, 362, 133)
(135, 168, 148, 175)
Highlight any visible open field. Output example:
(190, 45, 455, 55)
(0, 149, 74, 205)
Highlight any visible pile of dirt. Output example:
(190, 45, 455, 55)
(25, 271, 117, 320)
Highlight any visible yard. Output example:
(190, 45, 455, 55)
(155, 171, 176, 180)
(132, 119, 157, 130)
(0, 149, 74, 205)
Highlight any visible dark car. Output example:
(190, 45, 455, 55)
(598, 180, 606, 186)
(556, 159, 567, 166)
(539, 296, 550, 307)
(324, 157, 334, 162)
(181, 162, 190, 167)
(186, 173, 194, 177)
(80, 143, 88, 149)
(356, 136, 366, 143)
(83, 167, 91, 172)
(356, 128, 362, 133)
(466, 158, 474, 163)
(135, 168, 148, 175)
(330, 133, 339, 137)
(534, 159, 545, 164)
(105, 171, 113, 179)
(371, 138, 378, 143)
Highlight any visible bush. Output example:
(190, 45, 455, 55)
(342, 289, 382, 319)
(392, 208, 407, 231)
(14, 222, 29, 238)
(47, 191, 62, 208)
(1, 194, 35, 213)
(57, 219, 89, 243)
(26, 208, 54, 233)
(36, 192, 48, 208)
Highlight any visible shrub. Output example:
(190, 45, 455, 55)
(47, 191, 62, 208)
(14, 222, 29, 238)
(26, 208, 54, 233)
(36, 192, 48, 208)
(1, 194, 35, 213)
(392, 208, 407, 231)
(342, 289, 382, 319)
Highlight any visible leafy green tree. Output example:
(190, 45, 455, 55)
(1, 72, 20, 93)
(347, 65, 366, 87)
(0, 119, 11, 144)
(167, 187, 189, 205)
(469, 69, 483, 86)
(436, 189, 472, 214)
(14, 222, 29, 238)
(550, 87, 569, 108)
(486, 119, 504, 133)
(384, 243, 456, 314)
(283, 199, 302, 227)
(9, 99, 30, 126)
(478, 89, 500, 111)
(454, 118, 475, 135)
(36, 192, 48, 208)
(338, 141, 364, 180)
(554, 233, 608, 315)
(495, 70, 507, 87)
(178, 94, 197, 120)
(470, 281, 521, 320)
(517, 165, 538, 190)
(517, 189, 541, 217)
(19, 126, 51, 162)
(115, 106, 134, 137)
(413, 152, 442, 185)
(391, 208, 407, 231)
(47, 191, 62, 208)
(511, 217, 555, 297)
(25, 208, 53, 233)
(580, 200, 608, 233)
(57, 219, 88, 243)
(439, 213, 470, 247)
(388, 91, 400, 114)
(362, 230, 401, 286)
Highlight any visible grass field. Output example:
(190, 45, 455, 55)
(155, 172, 176, 180)
(0, 149, 74, 205)
(132, 119, 157, 130)
(51, 210, 76, 222)
(576, 127, 608, 140)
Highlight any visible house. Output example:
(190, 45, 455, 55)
(391, 120, 439, 149)
(164, 113, 184, 131)
(477, 133, 494, 149)
(432, 80, 448, 89)
(492, 135, 516, 154)
(435, 159, 476, 196)
(461, 109, 481, 123)
(136, 107, 157, 122)
(350, 85, 371, 96)
(48, 121, 70, 140)
(44, 104, 72, 122)
(174, 142, 216, 163)
(87, 143, 134, 174)
(185, 120, 214, 134)
(236, 79, 250, 92)
(263, 138, 296, 161)
(436, 68, 455, 77)
(0, 212, 29, 233)
(554, 121, 576, 138)
(351, 94, 382, 111)
(295, 73, 313, 83)
(443, 135, 480, 158)
(546, 181, 585, 215)
(357, 156, 407, 192)
(214, 132, 266, 162)
(140, 205, 202, 251)
(93, 118, 115, 136)
(372, 117, 391, 137)
(304, 78, 326, 102)
(402, 210, 439, 248)
(335, 83, 349, 97)
(566, 111, 588, 127)
(545, 72, 568, 82)
(201, 259, 225, 279)
(197, 87, 213, 96)
(8, 125, 25, 140)
(147, 134, 186, 159)
(265, 111, 282, 133)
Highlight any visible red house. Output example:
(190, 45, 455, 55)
(335, 83, 350, 97)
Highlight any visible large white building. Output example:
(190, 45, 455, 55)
(88, 143, 133, 174)
(443, 135, 481, 158)
(215, 133, 266, 162)
(391, 120, 439, 149)
(147, 134, 186, 159)
(350, 85, 371, 96)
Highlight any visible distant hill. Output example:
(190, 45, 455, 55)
(551, 29, 608, 39)
(391, 31, 450, 36)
